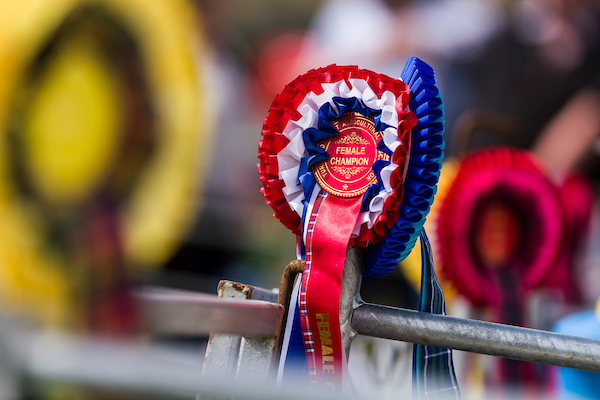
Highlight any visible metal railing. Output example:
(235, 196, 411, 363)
(352, 303, 600, 372)
(339, 247, 600, 372)
(2, 248, 598, 398)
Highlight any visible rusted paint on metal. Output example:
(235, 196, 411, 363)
(276, 260, 305, 307)
(218, 280, 279, 303)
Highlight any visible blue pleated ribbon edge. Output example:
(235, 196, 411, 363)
(365, 56, 444, 277)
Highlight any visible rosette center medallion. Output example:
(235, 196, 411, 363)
(313, 112, 389, 198)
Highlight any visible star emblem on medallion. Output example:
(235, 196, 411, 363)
(343, 184, 348, 190)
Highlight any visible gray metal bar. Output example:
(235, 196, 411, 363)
(352, 302, 600, 372)
(20, 333, 354, 400)
(135, 287, 284, 337)
(339, 246, 365, 359)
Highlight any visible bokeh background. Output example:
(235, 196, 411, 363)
(2, 0, 600, 398)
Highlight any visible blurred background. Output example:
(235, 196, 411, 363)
(1, 0, 600, 398)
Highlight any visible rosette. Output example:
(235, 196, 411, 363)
(258, 58, 444, 274)
(436, 148, 563, 308)
(435, 148, 565, 390)
(259, 65, 412, 243)
(0, 0, 206, 330)
(258, 57, 451, 393)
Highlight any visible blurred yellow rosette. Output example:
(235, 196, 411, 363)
(0, 0, 210, 329)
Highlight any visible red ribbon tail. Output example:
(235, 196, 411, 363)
(300, 192, 362, 390)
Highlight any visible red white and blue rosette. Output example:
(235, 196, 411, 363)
(259, 57, 443, 276)
(258, 57, 445, 390)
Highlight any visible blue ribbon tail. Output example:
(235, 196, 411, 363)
(412, 229, 461, 400)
